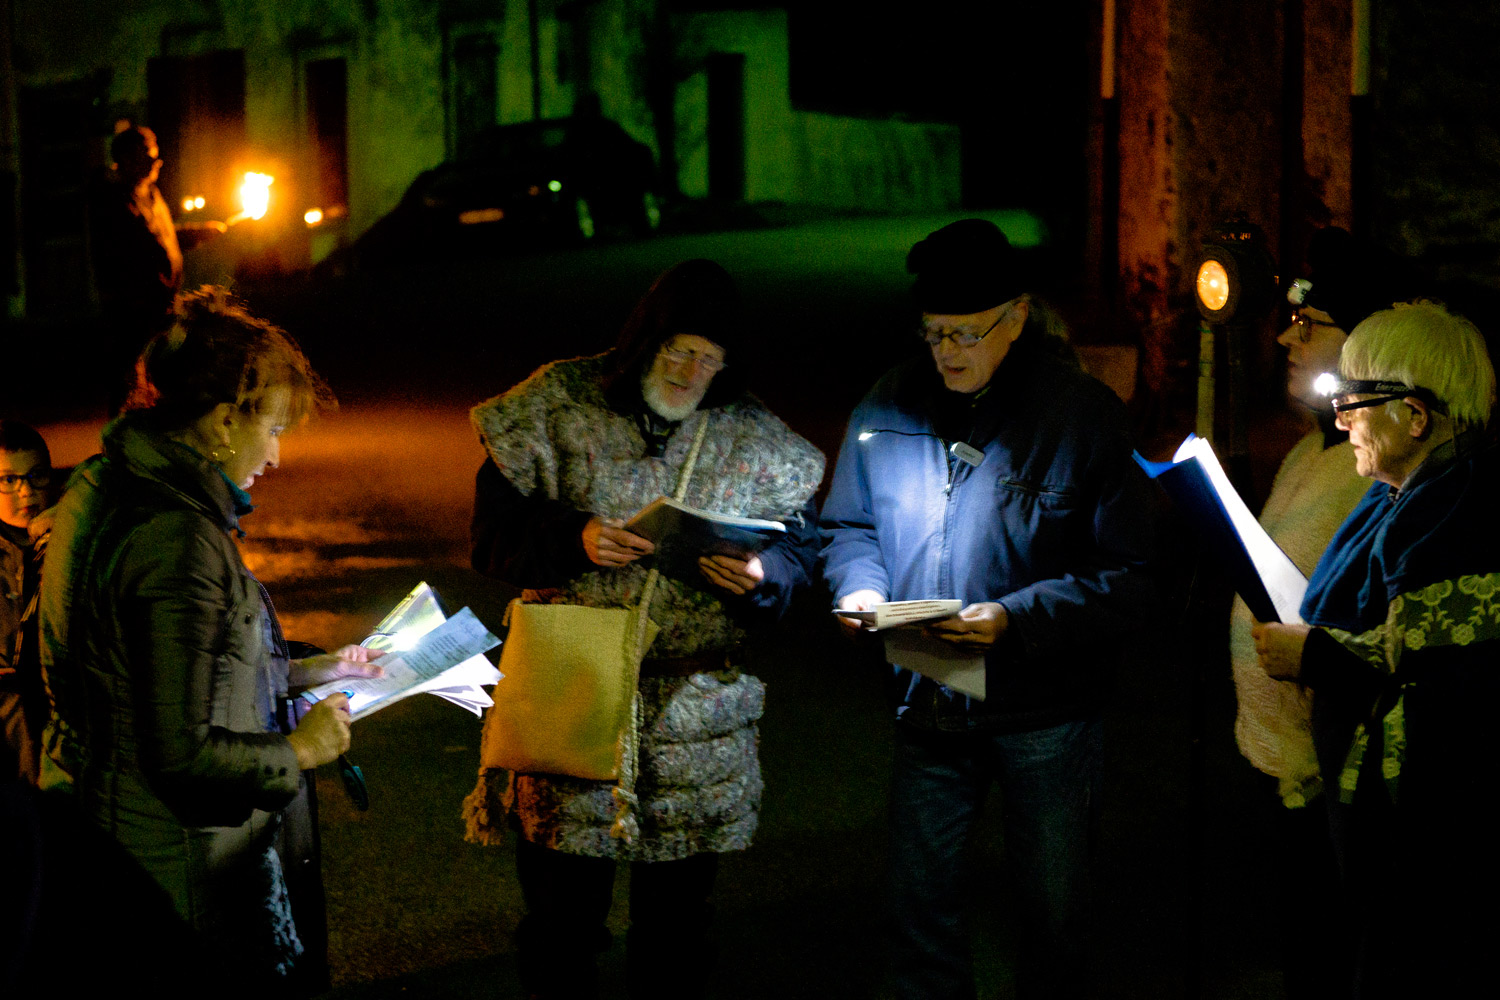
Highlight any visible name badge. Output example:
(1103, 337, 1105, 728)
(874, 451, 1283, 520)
(949, 442, 984, 467)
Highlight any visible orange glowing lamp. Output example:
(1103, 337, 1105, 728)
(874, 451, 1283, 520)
(239, 172, 274, 221)
(1196, 260, 1230, 314)
(304, 208, 324, 226)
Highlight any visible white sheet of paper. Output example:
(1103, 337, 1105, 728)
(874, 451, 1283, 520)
(308, 607, 500, 719)
(883, 628, 987, 700)
(389, 607, 498, 679)
(1174, 436, 1308, 624)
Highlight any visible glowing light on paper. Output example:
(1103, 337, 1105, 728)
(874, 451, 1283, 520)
(389, 626, 424, 652)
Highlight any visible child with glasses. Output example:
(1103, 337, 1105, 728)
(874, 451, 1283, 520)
(0, 420, 54, 783)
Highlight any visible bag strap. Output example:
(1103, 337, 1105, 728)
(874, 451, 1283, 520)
(610, 413, 711, 842)
(630, 412, 710, 620)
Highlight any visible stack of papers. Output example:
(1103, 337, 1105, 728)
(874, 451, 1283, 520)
(305, 582, 502, 721)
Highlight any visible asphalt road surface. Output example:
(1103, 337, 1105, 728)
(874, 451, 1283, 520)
(19, 213, 1290, 998)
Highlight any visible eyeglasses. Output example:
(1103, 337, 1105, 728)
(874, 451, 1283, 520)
(1290, 310, 1339, 343)
(660, 347, 727, 373)
(0, 469, 52, 494)
(918, 304, 1015, 349)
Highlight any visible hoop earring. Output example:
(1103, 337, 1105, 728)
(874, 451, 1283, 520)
(211, 445, 237, 464)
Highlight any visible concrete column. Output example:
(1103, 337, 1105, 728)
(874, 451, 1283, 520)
(1303, 0, 1356, 230)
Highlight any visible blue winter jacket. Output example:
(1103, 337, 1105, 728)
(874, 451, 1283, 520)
(819, 345, 1156, 731)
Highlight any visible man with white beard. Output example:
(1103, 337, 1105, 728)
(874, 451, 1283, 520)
(464, 259, 824, 1000)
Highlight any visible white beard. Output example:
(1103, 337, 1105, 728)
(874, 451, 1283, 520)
(641, 371, 703, 421)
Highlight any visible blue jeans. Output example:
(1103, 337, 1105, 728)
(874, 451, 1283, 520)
(889, 718, 1101, 1000)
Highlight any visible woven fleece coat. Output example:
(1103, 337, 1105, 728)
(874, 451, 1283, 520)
(463, 353, 824, 861)
(1227, 431, 1369, 807)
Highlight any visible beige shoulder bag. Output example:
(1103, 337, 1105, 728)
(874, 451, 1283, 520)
(479, 415, 711, 841)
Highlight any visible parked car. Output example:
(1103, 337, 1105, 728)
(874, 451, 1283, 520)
(351, 117, 660, 267)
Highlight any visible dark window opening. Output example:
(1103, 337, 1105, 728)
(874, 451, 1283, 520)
(453, 36, 499, 161)
(18, 74, 110, 317)
(306, 58, 349, 212)
(706, 52, 745, 202)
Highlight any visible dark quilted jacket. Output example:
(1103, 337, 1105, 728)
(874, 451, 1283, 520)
(37, 417, 301, 927)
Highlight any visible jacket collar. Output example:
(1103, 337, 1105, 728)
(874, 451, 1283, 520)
(101, 416, 249, 533)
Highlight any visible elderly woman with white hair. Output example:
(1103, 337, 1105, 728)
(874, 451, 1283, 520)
(1253, 299, 1498, 998)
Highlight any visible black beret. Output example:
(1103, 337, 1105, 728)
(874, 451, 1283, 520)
(907, 219, 1029, 315)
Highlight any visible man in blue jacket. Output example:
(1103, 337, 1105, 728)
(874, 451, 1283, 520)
(819, 219, 1155, 999)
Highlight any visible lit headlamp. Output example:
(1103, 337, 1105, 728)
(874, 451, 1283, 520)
(1316, 374, 1445, 414)
(1286, 277, 1313, 307)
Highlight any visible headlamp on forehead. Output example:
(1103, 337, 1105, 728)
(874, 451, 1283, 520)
(1317, 374, 1446, 414)
(1286, 278, 1313, 307)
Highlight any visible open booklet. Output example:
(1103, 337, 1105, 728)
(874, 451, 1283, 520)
(304, 582, 502, 722)
(834, 599, 962, 631)
(624, 495, 788, 575)
(1134, 434, 1307, 624)
(834, 599, 985, 699)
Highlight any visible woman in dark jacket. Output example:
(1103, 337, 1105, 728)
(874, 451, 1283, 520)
(37, 288, 378, 988)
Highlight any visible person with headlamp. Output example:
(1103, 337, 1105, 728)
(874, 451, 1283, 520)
(819, 219, 1155, 999)
(1253, 300, 1499, 996)
(1228, 228, 1408, 996)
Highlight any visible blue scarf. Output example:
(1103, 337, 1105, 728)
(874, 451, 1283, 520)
(1300, 434, 1499, 632)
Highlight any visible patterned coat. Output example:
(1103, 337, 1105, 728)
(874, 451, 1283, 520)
(1294, 433, 1500, 990)
(463, 353, 824, 861)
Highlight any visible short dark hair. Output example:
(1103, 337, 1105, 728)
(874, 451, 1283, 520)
(0, 420, 50, 463)
(125, 286, 335, 431)
(110, 124, 157, 164)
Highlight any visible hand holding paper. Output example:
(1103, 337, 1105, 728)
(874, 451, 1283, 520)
(291, 645, 384, 687)
(834, 589, 886, 634)
(698, 553, 765, 595)
(287, 693, 352, 769)
(924, 602, 1009, 650)
(305, 601, 501, 721)
(1252, 621, 1311, 680)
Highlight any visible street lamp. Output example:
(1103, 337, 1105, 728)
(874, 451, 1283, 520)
(1193, 218, 1276, 485)
(1195, 220, 1275, 325)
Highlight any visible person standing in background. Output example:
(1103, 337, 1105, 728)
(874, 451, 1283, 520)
(89, 124, 183, 415)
